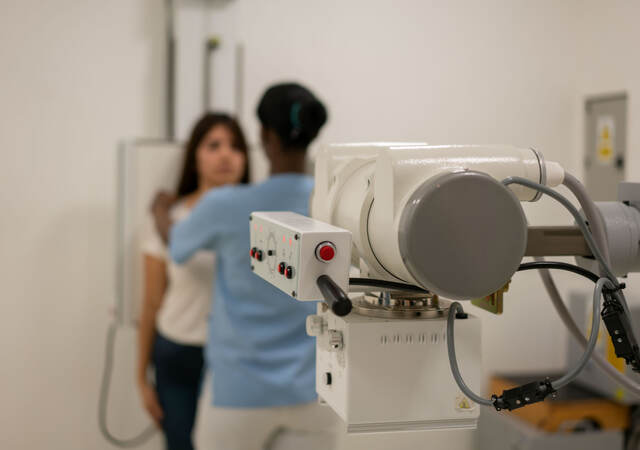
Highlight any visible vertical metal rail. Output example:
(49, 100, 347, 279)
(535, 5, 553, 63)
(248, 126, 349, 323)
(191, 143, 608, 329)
(234, 42, 244, 118)
(165, 0, 176, 139)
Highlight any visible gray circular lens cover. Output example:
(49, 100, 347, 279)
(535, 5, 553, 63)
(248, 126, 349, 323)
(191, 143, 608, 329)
(398, 170, 527, 300)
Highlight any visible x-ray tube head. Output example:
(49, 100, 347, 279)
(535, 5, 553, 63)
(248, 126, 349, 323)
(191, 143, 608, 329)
(312, 143, 565, 300)
(397, 170, 527, 299)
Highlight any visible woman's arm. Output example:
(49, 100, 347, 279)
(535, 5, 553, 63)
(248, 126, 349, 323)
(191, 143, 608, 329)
(169, 190, 228, 263)
(136, 254, 167, 427)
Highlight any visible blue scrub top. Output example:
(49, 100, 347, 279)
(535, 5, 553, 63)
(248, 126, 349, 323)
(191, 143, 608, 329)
(169, 174, 317, 407)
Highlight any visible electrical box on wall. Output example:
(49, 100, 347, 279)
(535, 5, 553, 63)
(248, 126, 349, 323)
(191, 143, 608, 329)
(585, 93, 627, 201)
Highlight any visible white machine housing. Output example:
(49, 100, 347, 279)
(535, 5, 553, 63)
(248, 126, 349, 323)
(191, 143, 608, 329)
(577, 182, 640, 277)
(250, 212, 352, 301)
(309, 303, 482, 433)
(312, 143, 565, 299)
(249, 143, 569, 434)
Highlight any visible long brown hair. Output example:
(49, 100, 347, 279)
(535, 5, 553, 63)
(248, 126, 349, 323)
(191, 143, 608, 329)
(176, 112, 250, 197)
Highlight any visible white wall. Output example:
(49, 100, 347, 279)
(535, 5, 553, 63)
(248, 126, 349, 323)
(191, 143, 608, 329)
(577, 2, 640, 179)
(2, 1, 639, 449)
(0, 1, 165, 449)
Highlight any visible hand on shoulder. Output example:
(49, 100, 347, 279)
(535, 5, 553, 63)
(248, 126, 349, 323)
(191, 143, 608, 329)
(151, 190, 176, 244)
(151, 191, 177, 215)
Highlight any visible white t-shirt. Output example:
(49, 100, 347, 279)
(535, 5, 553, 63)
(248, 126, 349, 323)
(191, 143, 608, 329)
(142, 201, 215, 346)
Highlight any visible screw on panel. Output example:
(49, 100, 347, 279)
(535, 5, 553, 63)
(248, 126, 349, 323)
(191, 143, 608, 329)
(294, 234, 299, 240)
(251, 266, 255, 271)
(292, 291, 297, 297)
(249, 215, 253, 221)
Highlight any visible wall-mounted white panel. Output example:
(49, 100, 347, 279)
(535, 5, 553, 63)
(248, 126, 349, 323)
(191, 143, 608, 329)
(117, 139, 183, 325)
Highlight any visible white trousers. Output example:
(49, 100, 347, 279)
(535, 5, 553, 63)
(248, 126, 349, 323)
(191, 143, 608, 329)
(198, 401, 343, 450)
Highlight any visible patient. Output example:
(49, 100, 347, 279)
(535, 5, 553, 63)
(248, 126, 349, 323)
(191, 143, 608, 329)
(137, 113, 249, 450)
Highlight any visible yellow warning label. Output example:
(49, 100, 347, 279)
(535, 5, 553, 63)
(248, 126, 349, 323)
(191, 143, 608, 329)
(455, 395, 475, 411)
(596, 116, 615, 165)
(599, 146, 612, 159)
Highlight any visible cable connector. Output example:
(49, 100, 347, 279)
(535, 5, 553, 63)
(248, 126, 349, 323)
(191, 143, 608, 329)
(491, 378, 556, 411)
(602, 298, 640, 372)
(604, 282, 626, 293)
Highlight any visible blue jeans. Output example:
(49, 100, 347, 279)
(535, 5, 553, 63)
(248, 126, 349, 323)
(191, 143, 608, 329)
(153, 333, 204, 450)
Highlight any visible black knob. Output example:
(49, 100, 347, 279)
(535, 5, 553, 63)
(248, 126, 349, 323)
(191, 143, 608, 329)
(316, 275, 352, 317)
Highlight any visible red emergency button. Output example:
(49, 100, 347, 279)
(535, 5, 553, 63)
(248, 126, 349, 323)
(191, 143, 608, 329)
(278, 262, 286, 275)
(316, 242, 336, 262)
(250, 247, 257, 258)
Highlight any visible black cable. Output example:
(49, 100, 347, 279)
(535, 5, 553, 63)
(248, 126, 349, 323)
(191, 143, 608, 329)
(350, 265, 597, 294)
(349, 278, 429, 294)
(350, 264, 600, 297)
(99, 322, 157, 447)
(517, 261, 600, 284)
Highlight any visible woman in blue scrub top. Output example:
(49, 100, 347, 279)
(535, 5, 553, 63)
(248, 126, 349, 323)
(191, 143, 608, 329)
(155, 83, 341, 450)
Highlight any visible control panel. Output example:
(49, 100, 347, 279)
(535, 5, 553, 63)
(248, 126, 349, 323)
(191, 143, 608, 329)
(249, 212, 352, 301)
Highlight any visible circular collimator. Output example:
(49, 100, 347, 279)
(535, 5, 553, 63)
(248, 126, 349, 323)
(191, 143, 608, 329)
(398, 171, 527, 300)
